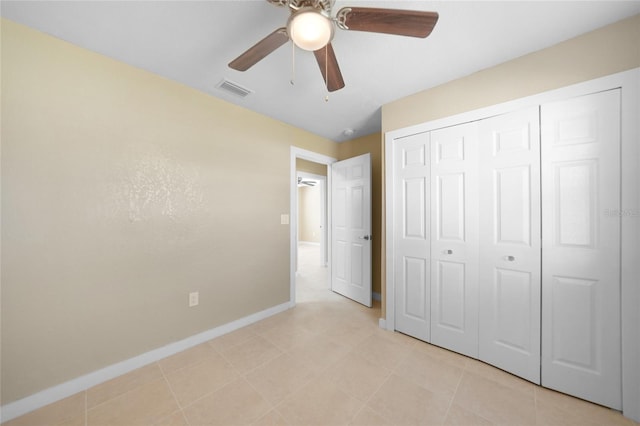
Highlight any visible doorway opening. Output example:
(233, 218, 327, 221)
(296, 169, 331, 302)
(289, 147, 336, 306)
(297, 172, 327, 268)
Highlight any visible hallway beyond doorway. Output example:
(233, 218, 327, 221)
(296, 242, 335, 303)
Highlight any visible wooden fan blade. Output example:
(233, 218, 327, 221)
(313, 43, 345, 92)
(229, 28, 289, 71)
(337, 7, 438, 38)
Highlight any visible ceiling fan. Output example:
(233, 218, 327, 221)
(228, 0, 439, 92)
(298, 176, 318, 186)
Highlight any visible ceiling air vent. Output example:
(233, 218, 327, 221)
(216, 79, 252, 98)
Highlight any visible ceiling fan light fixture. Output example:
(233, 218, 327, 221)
(287, 8, 333, 51)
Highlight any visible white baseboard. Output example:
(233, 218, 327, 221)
(0, 301, 291, 423)
(298, 241, 320, 246)
(378, 318, 386, 329)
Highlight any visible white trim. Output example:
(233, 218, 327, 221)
(0, 301, 290, 423)
(290, 147, 337, 306)
(620, 69, 640, 422)
(384, 131, 396, 332)
(385, 68, 639, 421)
(378, 318, 386, 329)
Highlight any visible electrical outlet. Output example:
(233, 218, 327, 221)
(189, 291, 199, 307)
(280, 214, 289, 225)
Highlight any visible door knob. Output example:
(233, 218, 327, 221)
(358, 235, 372, 240)
(506, 255, 515, 261)
(445, 249, 453, 254)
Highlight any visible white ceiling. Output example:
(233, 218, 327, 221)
(2, 1, 639, 142)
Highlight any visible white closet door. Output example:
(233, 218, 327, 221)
(394, 132, 431, 341)
(478, 107, 541, 384)
(540, 90, 621, 409)
(430, 122, 479, 358)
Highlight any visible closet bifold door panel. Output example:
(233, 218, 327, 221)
(478, 107, 542, 384)
(429, 122, 479, 358)
(393, 132, 431, 341)
(540, 89, 622, 410)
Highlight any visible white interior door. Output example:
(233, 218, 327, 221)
(541, 89, 622, 409)
(478, 107, 541, 384)
(331, 153, 372, 307)
(430, 122, 479, 358)
(393, 132, 431, 341)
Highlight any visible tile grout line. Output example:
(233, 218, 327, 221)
(388, 341, 464, 424)
(82, 371, 162, 413)
(266, 346, 351, 424)
(533, 383, 540, 425)
(158, 361, 190, 426)
(211, 332, 320, 423)
(442, 365, 466, 423)
(349, 360, 396, 424)
(269, 335, 376, 425)
(161, 342, 253, 415)
(85, 356, 229, 418)
(170, 341, 238, 413)
(176, 383, 226, 413)
(215, 341, 283, 379)
(236, 376, 277, 423)
(258, 332, 309, 355)
(206, 329, 259, 354)
(457, 364, 534, 425)
(259, 357, 319, 407)
(178, 410, 190, 426)
(341, 328, 412, 418)
(173, 357, 242, 413)
(156, 344, 220, 377)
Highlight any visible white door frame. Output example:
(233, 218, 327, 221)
(290, 147, 336, 307)
(384, 68, 639, 421)
(296, 171, 328, 268)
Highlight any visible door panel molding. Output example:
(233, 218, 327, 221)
(331, 153, 372, 307)
(479, 106, 541, 384)
(541, 89, 622, 409)
(393, 132, 431, 341)
(430, 122, 479, 358)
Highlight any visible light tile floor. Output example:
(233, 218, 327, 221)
(4, 245, 638, 426)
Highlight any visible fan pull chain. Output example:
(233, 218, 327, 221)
(290, 40, 295, 86)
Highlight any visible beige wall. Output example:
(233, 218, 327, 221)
(383, 14, 640, 132)
(0, 19, 339, 404)
(296, 158, 327, 176)
(338, 133, 382, 296)
(298, 185, 322, 243)
(296, 160, 327, 245)
(379, 14, 640, 318)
